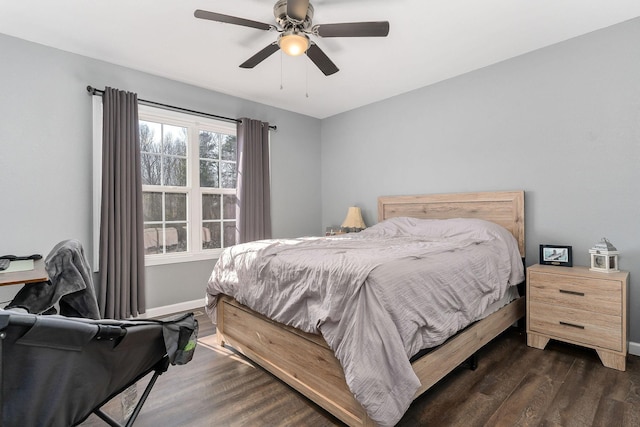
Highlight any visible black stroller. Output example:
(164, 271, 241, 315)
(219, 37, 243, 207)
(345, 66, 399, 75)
(0, 240, 198, 426)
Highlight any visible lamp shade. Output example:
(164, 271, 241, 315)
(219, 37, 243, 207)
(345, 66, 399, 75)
(341, 207, 366, 230)
(278, 31, 309, 56)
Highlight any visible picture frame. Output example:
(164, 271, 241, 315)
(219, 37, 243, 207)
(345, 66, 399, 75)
(539, 244, 573, 267)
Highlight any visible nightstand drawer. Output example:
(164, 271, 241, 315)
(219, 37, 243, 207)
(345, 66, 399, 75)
(528, 271, 621, 316)
(529, 301, 622, 351)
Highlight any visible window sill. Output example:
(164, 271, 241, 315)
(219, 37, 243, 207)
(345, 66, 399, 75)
(144, 250, 222, 267)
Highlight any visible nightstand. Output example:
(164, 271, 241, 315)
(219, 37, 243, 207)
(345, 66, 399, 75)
(526, 264, 629, 371)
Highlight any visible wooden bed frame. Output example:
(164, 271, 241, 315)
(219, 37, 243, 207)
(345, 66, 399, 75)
(216, 190, 526, 426)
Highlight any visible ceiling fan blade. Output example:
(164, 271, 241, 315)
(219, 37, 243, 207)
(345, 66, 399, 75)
(239, 43, 280, 69)
(287, 0, 310, 23)
(314, 21, 390, 37)
(194, 9, 273, 31)
(306, 43, 339, 76)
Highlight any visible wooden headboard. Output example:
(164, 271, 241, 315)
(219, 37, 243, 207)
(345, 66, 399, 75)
(378, 190, 525, 257)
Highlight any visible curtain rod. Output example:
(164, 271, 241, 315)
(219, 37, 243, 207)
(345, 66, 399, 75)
(86, 86, 277, 131)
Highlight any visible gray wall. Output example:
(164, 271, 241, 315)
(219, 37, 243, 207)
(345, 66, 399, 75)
(321, 18, 640, 342)
(2, 17, 639, 343)
(0, 33, 322, 309)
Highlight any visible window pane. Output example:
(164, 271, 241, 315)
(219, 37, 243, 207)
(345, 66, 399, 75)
(221, 135, 237, 161)
(200, 160, 219, 188)
(210, 224, 221, 249)
(220, 162, 236, 188)
(223, 195, 236, 219)
(199, 131, 219, 159)
(176, 223, 188, 252)
(165, 193, 187, 221)
(143, 192, 163, 222)
(163, 156, 187, 186)
(144, 226, 160, 254)
(223, 222, 236, 247)
(202, 224, 216, 250)
(163, 223, 187, 253)
(141, 153, 161, 185)
(140, 121, 162, 153)
(163, 125, 187, 156)
(202, 194, 221, 220)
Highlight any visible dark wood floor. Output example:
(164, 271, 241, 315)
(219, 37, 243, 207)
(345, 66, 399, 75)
(81, 311, 640, 426)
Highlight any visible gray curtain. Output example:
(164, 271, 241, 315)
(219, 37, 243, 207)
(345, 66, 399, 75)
(98, 87, 146, 319)
(236, 118, 272, 244)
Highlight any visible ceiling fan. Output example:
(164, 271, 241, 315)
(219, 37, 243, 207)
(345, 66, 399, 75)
(194, 0, 390, 76)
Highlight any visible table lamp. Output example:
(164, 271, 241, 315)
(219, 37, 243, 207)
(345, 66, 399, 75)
(341, 206, 366, 233)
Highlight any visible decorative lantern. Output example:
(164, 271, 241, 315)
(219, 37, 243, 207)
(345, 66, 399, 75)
(589, 238, 619, 273)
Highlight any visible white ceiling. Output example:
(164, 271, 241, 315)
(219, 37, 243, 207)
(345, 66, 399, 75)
(2, 1, 640, 119)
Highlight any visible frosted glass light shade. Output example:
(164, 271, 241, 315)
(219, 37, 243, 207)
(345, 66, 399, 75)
(279, 32, 309, 56)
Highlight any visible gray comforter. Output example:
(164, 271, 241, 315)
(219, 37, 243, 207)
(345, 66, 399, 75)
(205, 217, 524, 426)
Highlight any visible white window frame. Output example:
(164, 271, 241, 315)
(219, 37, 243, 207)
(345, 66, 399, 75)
(139, 105, 237, 266)
(92, 98, 237, 269)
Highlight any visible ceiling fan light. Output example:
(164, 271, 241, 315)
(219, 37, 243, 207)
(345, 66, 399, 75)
(279, 32, 309, 56)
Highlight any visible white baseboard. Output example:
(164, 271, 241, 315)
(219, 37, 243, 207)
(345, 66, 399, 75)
(137, 298, 206, 319)
(629, 341, 640, 357)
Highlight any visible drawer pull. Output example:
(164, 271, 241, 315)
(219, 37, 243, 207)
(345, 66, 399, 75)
(559, 289, 585, 297)
(559, 321, 585, 329)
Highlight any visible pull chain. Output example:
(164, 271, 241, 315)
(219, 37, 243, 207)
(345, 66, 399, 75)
(280, 50, 283, 90)
(305, 54, 309, 98)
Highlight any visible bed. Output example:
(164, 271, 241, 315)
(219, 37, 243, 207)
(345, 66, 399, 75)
(205, 190, 525, 427)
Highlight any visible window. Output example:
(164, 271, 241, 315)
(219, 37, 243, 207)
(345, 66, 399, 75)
(138, 105, 237, 265)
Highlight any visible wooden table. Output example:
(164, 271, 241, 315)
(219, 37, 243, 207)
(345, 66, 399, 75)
(0, 259, 48, 286)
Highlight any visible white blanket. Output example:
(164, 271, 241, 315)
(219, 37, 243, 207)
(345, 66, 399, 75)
(205, 217, 524, 426)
